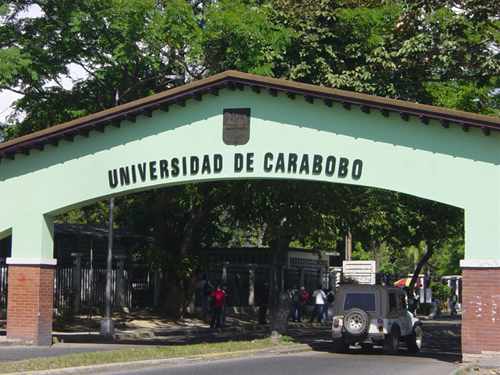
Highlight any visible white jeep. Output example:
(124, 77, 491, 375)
(331, 284, 422, 355)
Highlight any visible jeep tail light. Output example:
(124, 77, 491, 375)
(333, 317, 340, 328)
(377, 318, 384, 331)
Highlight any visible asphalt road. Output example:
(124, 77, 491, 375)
(97, 350, 459, 375)
(0, 319, 462, 367)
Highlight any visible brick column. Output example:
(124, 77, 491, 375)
(6, 263, 55, 346)
(461, 266, 500, 361)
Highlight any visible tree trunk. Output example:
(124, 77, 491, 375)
(158, 271, 199, 319)
(410, 240, 434, 289)
(269, 292, 292, 338)
(371, 239, 382, 271)
(268, 235, 291, 335)
(153, 186, 215, 319)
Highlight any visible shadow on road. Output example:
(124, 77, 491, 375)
(291, 320, 462, 364)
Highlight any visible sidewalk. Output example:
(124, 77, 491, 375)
(0, 308, 331, 345)
(0, 310, 333, 374)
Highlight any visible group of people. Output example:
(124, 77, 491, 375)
(198, 274, 231, 328)
(289, 284, 335, 323)
(200, 276, 338, 327)
(305, 284, 335, 323)
(200, 275, 460, 327)
(257, 283, 334, 325)
(289, 285, 309, 322)
(431, 290, 458, 319)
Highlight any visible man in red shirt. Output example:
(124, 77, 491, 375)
(300, 286, 309, 321)
(210, 285, 226, 328)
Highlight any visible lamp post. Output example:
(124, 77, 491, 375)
(98, 75, 184, 335)
(100, 197, 115, 334)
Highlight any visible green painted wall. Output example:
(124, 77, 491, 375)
(1, 87, 499, 262)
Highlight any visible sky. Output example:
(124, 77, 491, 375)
(0, 91, 21, 123)
(0, 5, 42, 123)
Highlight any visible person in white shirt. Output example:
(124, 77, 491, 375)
(309, 284, 326, 323)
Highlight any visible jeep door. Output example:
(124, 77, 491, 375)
(388, 291, 409, 334)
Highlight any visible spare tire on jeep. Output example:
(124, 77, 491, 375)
(343, 308, 370, 336)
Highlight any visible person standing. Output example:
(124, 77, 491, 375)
(431, 298, 440, 319)
(449, 291, 458, 316)
(257, 283, 270, 324)
(309, 284, 326, 323)
(210, 285, 226, 328)
(199, 274, 212, 317)
(300, 286, 309, 321)
(290, 285, 302, 322)
(220, 284, 230, 327)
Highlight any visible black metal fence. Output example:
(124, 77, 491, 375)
(0, 257, 156, 311)
(69, 260, 155, 310)
(0, 257, 340, 311)
(0, 258, 7, 309)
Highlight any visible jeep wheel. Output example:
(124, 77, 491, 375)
(343, 308, 370, 336)
(383, 326, 400, 355)
(406, 325, 423, 352)
(333, 339, 349, 353)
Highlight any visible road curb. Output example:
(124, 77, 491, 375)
(1, 322, 331, 346)
(46, 322, 331, 344)
(12, 343, 321, 375)
(110, 321, 329, 340)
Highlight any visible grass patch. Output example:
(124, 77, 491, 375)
(0, 337, 295, 374)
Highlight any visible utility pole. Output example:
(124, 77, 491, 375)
(99, 89, 123, 335)
(345, 227, 352, 261)
(100, 197, 115, 334)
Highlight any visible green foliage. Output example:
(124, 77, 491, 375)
(55, 286, 78, 325)
(145, 246, 204, 279)
(56, 201, 111, 226)
(377, 260, 395, 276)
(0, 0, 200, 138)
(2, 0, 500, 142)
(269, 0, 500, 110)
(231, 180, 343, 251)
(430, 281, 450, 305)
(432, 236, 464, 276)
(341, 276, 359, 284)
(425, 80, 500, 116)
(201, 0, 293, 76)
(348, 186, 464, 277)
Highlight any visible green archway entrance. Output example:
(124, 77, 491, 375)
(0, 71, 499, 359)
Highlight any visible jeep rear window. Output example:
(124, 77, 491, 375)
(343, 292, 377, 312)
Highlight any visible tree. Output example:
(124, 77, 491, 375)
(0, 0, 295, 141)
(344, 186, 464, 286)
(341, 186, 408, 270)
(270, 0, 500, 111)
(0, 0, 201, 139)
(431, 235, 464, 276)
(395, 195, 464, 289)
(130, 182, 242, 318)
(199, 0, 293, 76)
(233, 180, 343, 335)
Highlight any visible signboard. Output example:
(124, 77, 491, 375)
(343, 260, 376, 285)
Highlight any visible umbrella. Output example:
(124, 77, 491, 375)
(394, 278, 422, 288)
